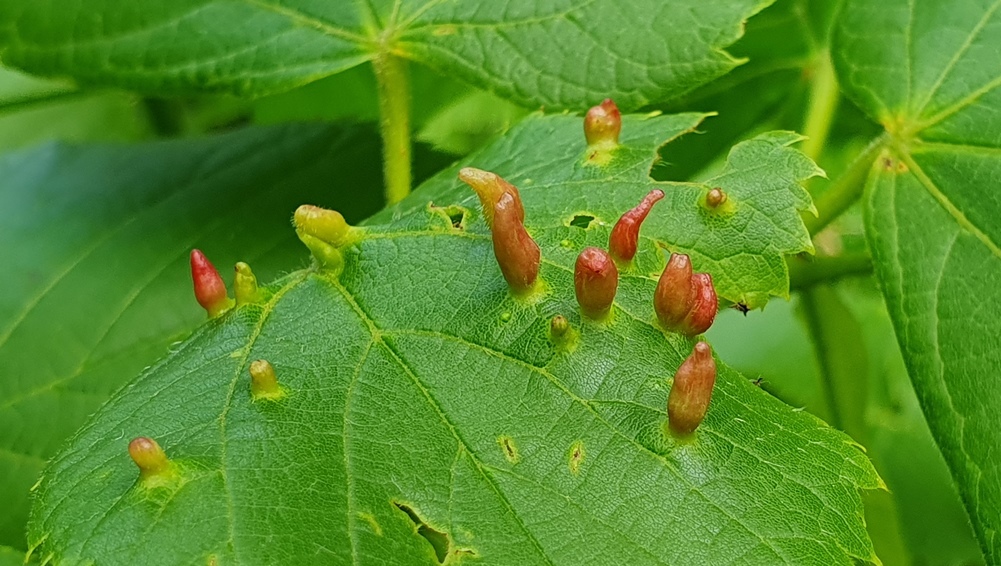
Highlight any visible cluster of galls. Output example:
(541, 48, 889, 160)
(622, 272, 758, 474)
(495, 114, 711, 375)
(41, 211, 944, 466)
(460, 99, 722, 438)
(134, 100, 725, 480)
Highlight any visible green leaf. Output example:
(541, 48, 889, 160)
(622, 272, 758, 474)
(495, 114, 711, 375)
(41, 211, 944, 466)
(0, 0, 770, 109)
(30, 113, 879, 565)
(381, 114, 820, 308)
(0, 546, 29, 566)
(0, 123, 387, 550)
(833, 0, 1001, 559)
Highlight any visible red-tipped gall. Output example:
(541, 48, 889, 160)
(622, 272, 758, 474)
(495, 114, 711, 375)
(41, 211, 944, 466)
(574, 247, 618, 319)
(609, 190, 665, 263)
(458, 167, 524, 227)
(128, 437, 171, 477)
(190, 250, 232, 317)
(234, 262, 261, 306)
(584, 99, 622, 147)
(491, 192, 540, 294)
(654, 253, 718, 336)
(249, 359, 284, 401)
(667, 342, 717, 436)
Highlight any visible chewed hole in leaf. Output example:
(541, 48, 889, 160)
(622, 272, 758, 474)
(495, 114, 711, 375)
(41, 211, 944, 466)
(568, 214, 595, 229)
(431, 204, 468, 230)
(393, 502, 450, 563)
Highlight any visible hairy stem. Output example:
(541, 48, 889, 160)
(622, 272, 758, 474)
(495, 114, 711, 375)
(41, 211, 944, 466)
(373, 54, 412, 204)
(788, 252, 874, 292)
(803, 136, 885, 235)
(801, 51, 839, 161)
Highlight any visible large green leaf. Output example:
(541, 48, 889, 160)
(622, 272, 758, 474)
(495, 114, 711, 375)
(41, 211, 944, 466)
(0, 0, 769, 109)
(0, 123, 388, 550)
(380, 113, 820, 308)
(833, 0, 1001, 560)
(29, 113, 879, 565)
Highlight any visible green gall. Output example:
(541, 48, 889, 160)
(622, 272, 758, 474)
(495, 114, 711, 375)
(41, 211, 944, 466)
(233, 262, 262, 306)
(293, 205, 354, 247)
(249, 359, 284, 401)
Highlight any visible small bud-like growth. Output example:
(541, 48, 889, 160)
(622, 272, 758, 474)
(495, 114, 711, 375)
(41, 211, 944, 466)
(654, 253, 718, 336)
(609, 190, 665, 263)
(294, 205, 356, 270)
(294, 205, 353, 247)
(491, 192, 540, 294)
(584, 99, 622, 147)
(190, 250, 232, 317)
(128, 437, 171, 477)
(249, 359, 284, 401)
(458, 167, 524, 227)
(705, 187, 727, 208)
(234, 262, 261, 306)
(550, 315, 570, 339)
(574, 247, 618, 318)
(667, 342, 717, 436)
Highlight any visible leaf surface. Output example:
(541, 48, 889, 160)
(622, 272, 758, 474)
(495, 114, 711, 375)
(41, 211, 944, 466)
(0, 123, 386, 549)
(833, 0, 1001, 559)
(30, 114, 879, 565)
(380, 114, 820, 308)
(0, 0, 769, 108)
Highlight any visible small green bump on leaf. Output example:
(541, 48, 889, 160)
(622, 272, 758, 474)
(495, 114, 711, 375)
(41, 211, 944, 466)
(548, 315, 578, 352)
(458, 167, 523, 228)
(500, 312, 512, 323)
(574, 247, 618, 320)
(128, 437, 178, 488)
(568, 440, 585, 475)
(609, 189, 665, 264)
(249, 359, 285, 401)
(560, 239, 573, 248)
(233, 262, 263, 306)
(497, 435, 520, 464)
(667, 341, 716, 437)
(189, 249, 233, 318)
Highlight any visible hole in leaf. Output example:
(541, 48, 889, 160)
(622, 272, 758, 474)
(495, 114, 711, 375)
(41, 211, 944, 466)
(394, 502, 450, 563)
(569, 214, 594, 229)
(446, 208, 466, 229)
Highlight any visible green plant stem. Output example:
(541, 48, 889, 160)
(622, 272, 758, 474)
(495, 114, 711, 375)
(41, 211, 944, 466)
(798, 286, 845, 431)
(803, 136, 885, 235)
(788, 252, 873, 292)
(373, 54, 412, 204)
(801, 51, 839, 161)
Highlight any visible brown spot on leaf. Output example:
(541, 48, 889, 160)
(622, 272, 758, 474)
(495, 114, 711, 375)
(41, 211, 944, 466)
(498, 435, 520, 464)
(568, 440, 585, 475)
